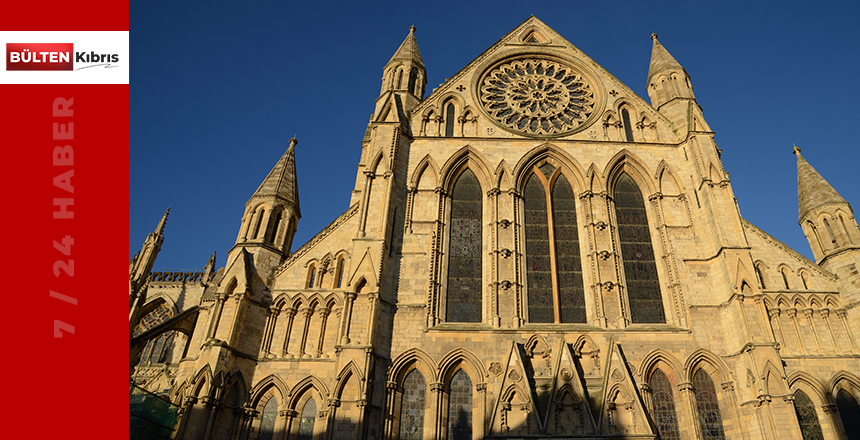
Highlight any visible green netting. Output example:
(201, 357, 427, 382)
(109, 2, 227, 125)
(130, 384, 179, 440)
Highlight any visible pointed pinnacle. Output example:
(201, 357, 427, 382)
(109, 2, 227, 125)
(796, 149, 848, 221)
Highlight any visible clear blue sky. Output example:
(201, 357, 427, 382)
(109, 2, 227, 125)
(130, 1, 860, 270)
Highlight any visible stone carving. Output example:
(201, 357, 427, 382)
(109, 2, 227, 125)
(479, 58, 595, 136)
(611, 369, 624, 383)
(489, 362, 503, 377)
(508, 369, 522, 382)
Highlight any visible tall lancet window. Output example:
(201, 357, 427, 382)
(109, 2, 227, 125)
(448, 370, 473, 440)
(649, 369, 680, 440)
(445, 103, 455, 137)
(793, 390, 824, 440)
(693, 369, 726, 440)
(258, 397, 278, 440)
(524, 163, 585, 323)
(614, 173, 664, 323)
(621, 108, 635, 142)
(836, 389, 860, 440)
(298, 398, 316, 440)
(446, 169, 482, 322)
(399, 370, 426, 440)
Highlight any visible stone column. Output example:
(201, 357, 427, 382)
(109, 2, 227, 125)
(475, 383, 487, 439)
(174, 396, 198, 440)
(820, 308, 837, 351)
(280, 307, 297, 358)
(768, 309, 785, 348)
(837, 310, 856, 349)
(429, 382, 445, 440)
(787, 308, 806, 353)
(802, 308, 821, 351)
(357, 170, 375, 237)
(261, 306, 280, 358)
(639, 383, 653, 415)
(384, 381, 398, 440)
(315, 307, 331, 358)
(340, 292, 357, 345)
(678, 382, 703, 440)
(199, 396, 220, 440)
(298, 306, 314, 358)
(206, 293, 228, 341)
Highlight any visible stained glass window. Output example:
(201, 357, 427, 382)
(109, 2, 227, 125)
(524, 165, 585, 323)
(446, 169, 482, 323)
(836, 389, 860, 440)
(448, 370, 472, 440)
(399, 370, 426, 440)
(258, 397, 277, 440)
(614, 173, 664, 323)
(525, 173, 552, 323)
(793, 391, 824, 440)
(649, 369, 680, 440)
(693, 369, 725, 440)
(298, 398, 316, 440)
(553, 174, 585, 323)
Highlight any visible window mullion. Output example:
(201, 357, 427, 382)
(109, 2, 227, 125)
(544, 176, 561, 323)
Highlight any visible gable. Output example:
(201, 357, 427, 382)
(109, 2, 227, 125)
(411, 16, 675, 142)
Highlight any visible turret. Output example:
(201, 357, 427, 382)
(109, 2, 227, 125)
(374, 26, 426, 120)
(129, 208, 169, 333)
(646, 34, 708, 133)
(235, 137, 301, 258)
(795, 146, 860, 302)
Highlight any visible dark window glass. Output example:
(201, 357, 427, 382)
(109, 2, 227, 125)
(270, 211, 282, 244)
(836, 389, 860, 440)
(615, 173, 664, 323)
(794, 391, 824, 440)
(336, 260, 345, 289)
(650, 369, 680, 440)
(445, 104, 455, 137)
(621, 109, 634, 142)
(525, 173, 552, 323)
(133, 301, 174, 336)
(400, 370, 426, 440)
(308, 267, 316, 289)
(408, 67, 418, 96)
(693, 369, 726, 440)
(755, 266, 766, 289)
(448, 370, 472, 440)
(553, 174, 585, 323)
(782, 270, 790, 290)
(254, 209, 266, 239)
(258, 397, 278, 440)
(298, 398, 316, 440)
(446, 170, 482, 322)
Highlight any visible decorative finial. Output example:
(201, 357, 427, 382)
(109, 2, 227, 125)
(792, 144, 801, 155)
(289, 137, 298, 148)
(651, 33, 658, 41)
(410, 25, 416, 33)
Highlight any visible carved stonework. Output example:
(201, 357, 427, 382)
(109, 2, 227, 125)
(479, 58, 596, 136)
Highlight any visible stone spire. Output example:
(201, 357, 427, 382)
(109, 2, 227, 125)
(249, 137, 300, 217)
(647, 33, 684, 84)
(378, 26, 427, 104)
(387, 25, 424, 67)
(794, 145, 849, 222)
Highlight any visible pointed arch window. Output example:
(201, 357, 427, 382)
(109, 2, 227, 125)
(399, 370, 426, 440)
(755, 265, 766, 289)
(524, 163, 585, 323)
(793, 390, 824, 440)
(258, 397, 278, 440)
(307, 265, 316, 289)
(445, 103, 456, 137)
(253, 208, 266, 239)
(269, 210, 283, 244)
(446, 169, 482, 323)
(614, 173, 664, 323)
(836, 389, 860, 440)
(448, 370, 472, 440)
(649, 369, 680, 440)
(298, 398, 316, 440)
(839, 215, 852, 245)
(781, 269, 791, 290)
(693, 369, 726, 440)
(621, 108, 635, 142)
(824, 218, 837, 245)
(335, 257, 345, 289)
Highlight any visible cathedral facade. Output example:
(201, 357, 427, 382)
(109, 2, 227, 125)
(129, 17, 860, 440)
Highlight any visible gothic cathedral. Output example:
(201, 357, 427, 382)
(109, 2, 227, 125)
(129, 17, 860, 440)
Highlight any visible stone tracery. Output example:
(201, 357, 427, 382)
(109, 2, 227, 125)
(479, 59, 595, 136)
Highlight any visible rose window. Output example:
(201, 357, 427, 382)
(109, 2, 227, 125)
(479, 59, 596, 136)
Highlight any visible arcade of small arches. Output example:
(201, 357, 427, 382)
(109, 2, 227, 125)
(165, 347, 860, 440)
